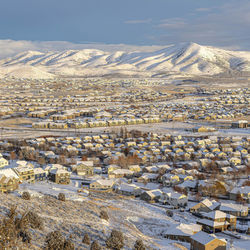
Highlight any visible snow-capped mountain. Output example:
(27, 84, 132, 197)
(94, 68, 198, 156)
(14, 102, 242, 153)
(1, 42, 250, 79)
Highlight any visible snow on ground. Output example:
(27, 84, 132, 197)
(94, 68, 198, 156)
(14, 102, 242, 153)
(87, 196, 189, 249)
(16, 181, 89, 202)
(7, 180, 250, 249)
(2, 42, 250, 78)
(216, 232, 250, 250)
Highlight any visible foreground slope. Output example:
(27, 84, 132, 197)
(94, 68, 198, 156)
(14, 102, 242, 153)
(0, 190, 181, 250)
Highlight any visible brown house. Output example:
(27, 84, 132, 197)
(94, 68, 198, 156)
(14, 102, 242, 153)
(49, 169, 70, 185)
(190, 199, 220, 213)
(231, 120, 248, 129)
(13, 166, 35, 183)
(197, 210, 236, 233)
(219, 203, 248, 217)
(0, 174, 19, 193)
(165, 223, 202, 243)
(190, 231, 226, 250)
(72, 161, 94, 176)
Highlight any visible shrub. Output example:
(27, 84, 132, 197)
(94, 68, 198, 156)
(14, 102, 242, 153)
(100, 210, 109, 221)
(18, 230, 32, 244)
(44, 231, 75, 250)
(25, 211, 44, 230)
(0, 207, 34, 248)
(134, 239, 146, 250)
(82, 233, 91, 245)
(90, 240, 101, 250)
(14, 214, 29, 231)
(64, 239, 75, 250)
(44, 231, 65, 250)
(22, 191, 31, 200)
(106, 229, 124, 250)
(7, 206, 17, 219)
(58, 193, 66, 201)
(166, 209, 173, 217)
(0, 216, 17, 248)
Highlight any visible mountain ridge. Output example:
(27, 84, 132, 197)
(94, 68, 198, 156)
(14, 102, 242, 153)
(1, 42, 250, 79)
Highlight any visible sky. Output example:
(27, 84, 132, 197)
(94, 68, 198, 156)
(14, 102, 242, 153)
(0, 0, 250, 53)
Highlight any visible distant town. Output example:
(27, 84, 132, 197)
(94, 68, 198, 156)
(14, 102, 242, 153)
(0, 77, 249, 249)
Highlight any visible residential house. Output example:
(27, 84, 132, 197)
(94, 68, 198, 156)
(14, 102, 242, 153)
(219, 203, 248, 217)
(0, 154, 8, 168)
(144, 166, 159, 173)
(107, 164, 120, 174)
(165, 223, 202, 243)
(177, 180, 197, 192)
(72, 161, 94, 176)
(34, 168, 47, 181)
(190, 231, 227, 250)
(197, 210, 236, 233)
(0, 174, 19, 193)
(128, 165, 141, 173)
(162, 173, 180, 186)
(90, 179, 114, 190)
(114, 183, 141, 196)
(229, 186, 250, 203)
(137, 173, 159, 183)
(232, 120, 248, 128)
(160, 191, 188, 207)
(190, 199, 220, 213)
(108, 169, 133, 179)
(13, 166, 35, 183)
(178, 174, 194, 182)
(48, 169, 70, 185)
(229, 156, 242, 166)
(140, 189, 162, 202)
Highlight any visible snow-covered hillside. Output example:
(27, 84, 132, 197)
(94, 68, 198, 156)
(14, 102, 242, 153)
(1, 42, 250, 78)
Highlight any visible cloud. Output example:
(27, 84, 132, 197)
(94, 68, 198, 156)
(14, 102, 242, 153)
(155, 0, 250, 50)
(124, 19, 152, 24)
(195, 8, 211, 12)
(0, 39, 164, 59)
(157, 18, 187, 29)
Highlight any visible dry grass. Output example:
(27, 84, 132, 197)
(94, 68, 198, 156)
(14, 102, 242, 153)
(0, 118, 33, 127)
(0, 193, 105, 249)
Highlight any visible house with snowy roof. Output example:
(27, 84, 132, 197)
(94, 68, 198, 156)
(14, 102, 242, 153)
(190, 231, 227, 250)
(71, 161, 94, 176)
(33, 168, 47, 181)
(190, 198, 220, 213)
(137, 173, 159, 183)
(219, 202, 248, 217)
(48, 168, 70, 185)
(165, 223, 202, 243)
(13, 165, 35, 183)
(160, 191, 188, 207)
(177, 180, 197, 192)
(0, 174, 19, 193)
(197, 210, 236, 233)
(229, 186, 250, 203)
(0, 168, 19, 193)
(162, 173, 180, 186)
(140, 189, 162, 202)
(108, 168, 133, 179)
(0, 155, 8, 169)
(90, 179, 114, 190)
(114, 183, 141, 196)
(144, 165, 159, 173)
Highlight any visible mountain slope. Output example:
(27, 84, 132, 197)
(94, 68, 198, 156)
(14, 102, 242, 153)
(1, 42, 250, 78)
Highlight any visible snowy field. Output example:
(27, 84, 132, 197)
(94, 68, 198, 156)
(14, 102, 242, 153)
(16, 180, 89, 202)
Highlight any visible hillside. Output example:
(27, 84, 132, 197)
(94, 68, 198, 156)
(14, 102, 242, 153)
(1, 42, 250, 78)
(0, 189, 182, 250)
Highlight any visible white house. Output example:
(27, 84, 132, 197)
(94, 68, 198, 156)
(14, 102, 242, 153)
(160, 191, 188, 207)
